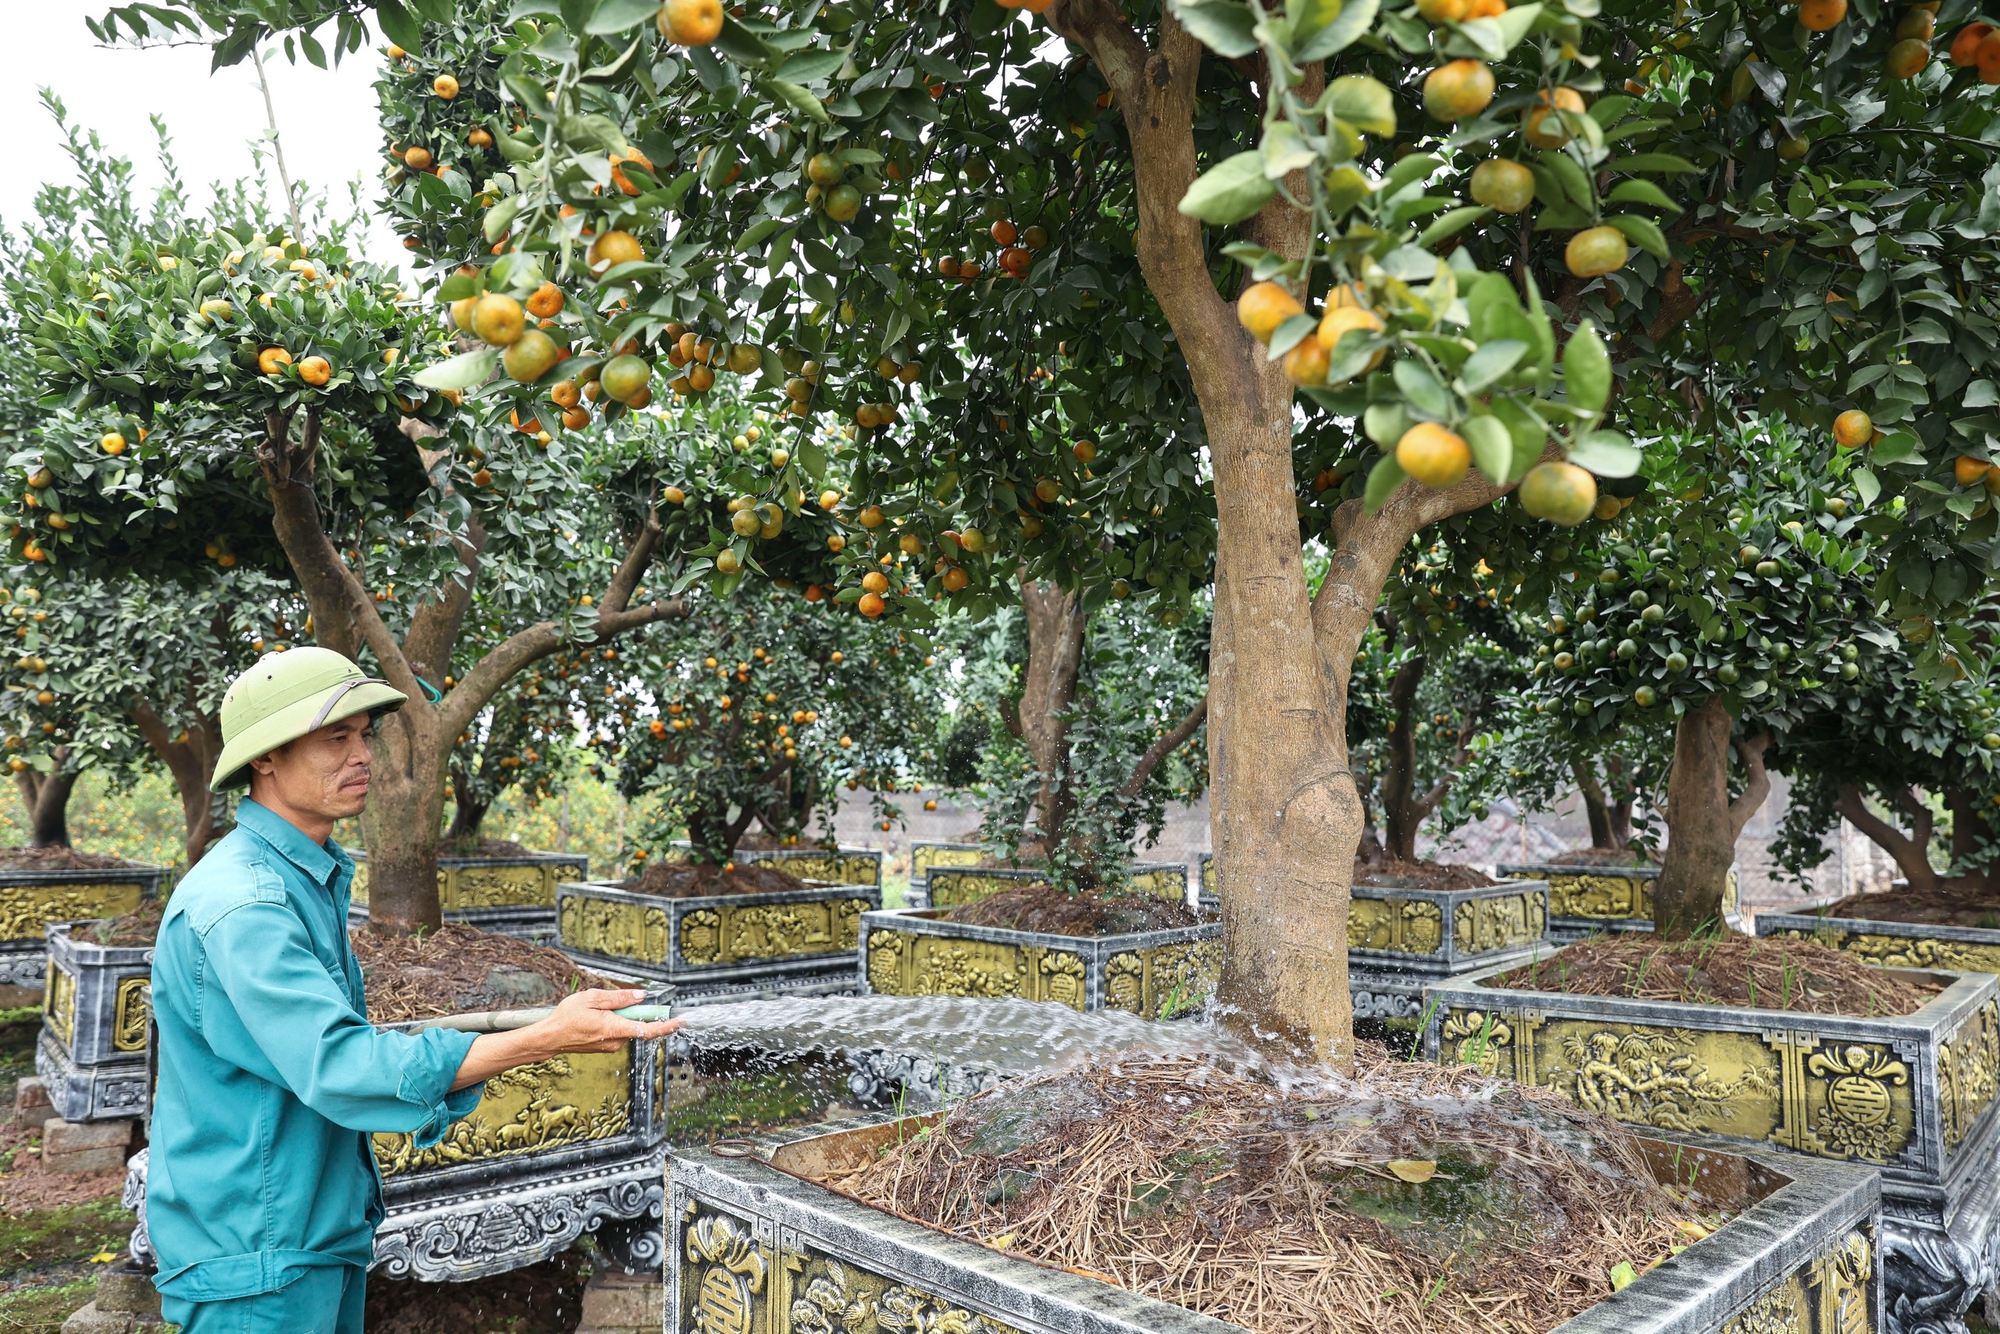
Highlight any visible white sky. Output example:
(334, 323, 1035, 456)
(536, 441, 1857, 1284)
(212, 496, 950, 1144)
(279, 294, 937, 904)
(1, 10, 401, 263)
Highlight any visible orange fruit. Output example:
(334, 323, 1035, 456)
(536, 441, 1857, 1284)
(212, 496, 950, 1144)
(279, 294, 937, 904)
(807, 153, 844, 186)
(627, 386, 652, 410)
(688, 364, 715, 393)
(1517, 461, 1597, 525)
(510, 408, 543, 434)
(471, 293, 527, 347)
(1396, 423, 1472, 488)
(502, 329, 562, 382)
(100, 432, 128, 455)
(1952, 22, 1995, 63)
(1886, 37, 1930, 77)
(609, 149, 654, 196)
(550, 381, 581, 408)
(991, 219, 1019, 246)
(937, 256, 961, 277)
(1470, 158, 1536, 213)
(1799, 0, 1846, 29)
(258, 346, 294, 375)
(1415, 0, 1472, 20)
(1423, 60, 1495, 121)
(999, 245, 1033, 274)
(858, 591, 886, 618)
(1522, 87, 1587, 149)
(825, 185, 863, 222)
(526, 282, 565, 318)
(659, 0, 724, 45)
(1979, 32, 2000, 81)
(1565, 226, 1629, 278)
(588, 230, 644, 272)
(1283, 339, 1329, 386)
(433, 74, 459, 99)
(1955, 455, 1992, 486)
(858, 505, 885, 528)
(1316, 306, 1386, 372)
(469, 127, 494, 149)
(404, 146, 433, 170)
(601, 355, 653, 404)
(1467, 0, 1505, 13)
(1895, 7, 1935, 40)
(1073, 440, 1097, 464)
(942, 566, 970, 592)
(297, 355, 332, 386)
(1834, 410, 1873, 449)
(561, 407, 590, 430)
(862, 570, 890, 594)
(1237, 281, 1304, 343)
(449, 296, 477, 331)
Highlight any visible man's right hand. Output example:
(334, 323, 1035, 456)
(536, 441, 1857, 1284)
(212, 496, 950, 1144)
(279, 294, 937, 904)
(451, 989, 682, 1090)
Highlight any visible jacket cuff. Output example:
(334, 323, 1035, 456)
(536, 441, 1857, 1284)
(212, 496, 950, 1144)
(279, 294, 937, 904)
(395, 1028, 482, 1149)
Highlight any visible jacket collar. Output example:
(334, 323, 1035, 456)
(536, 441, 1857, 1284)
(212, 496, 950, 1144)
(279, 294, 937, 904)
(234, 798, 351, 888)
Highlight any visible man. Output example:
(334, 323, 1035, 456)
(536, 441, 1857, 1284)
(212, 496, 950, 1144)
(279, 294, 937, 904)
(146, 647, 680, 1331)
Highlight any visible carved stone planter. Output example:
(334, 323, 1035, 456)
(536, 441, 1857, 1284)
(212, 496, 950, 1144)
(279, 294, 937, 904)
(36, 921, 152, 1122)
(1347, 877, 1550, 1022)
(125, 1027, 673, 1283)
(1495, 860, 1742, 941)
(669, 1114, 1884, 1334)
(1422, 962, 2000, 1333)
(915, 861, 1188, 910)
(349, 850, 588, 944)
(0, 861, 167, 989)
(728, 845, 882, 888)
(859, 906, 1220, 1017)
(909, 840, 984, 886)
(556, 879, 878, 1004)
(1758, 910, 2000, 978)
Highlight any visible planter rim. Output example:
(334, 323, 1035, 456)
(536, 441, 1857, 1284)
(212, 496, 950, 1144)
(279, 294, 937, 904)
(0, 863, 168, 886)
(1353, 875, 1549, 898)
(674, 1109, 1881, 1334)
(352, 849, 588, 869)
(1757, 910, 2000, 944)
(46, 921, 154, 965)
(563, 878, 861, 909)
(1497, 860, 1661, 876)
(861, 905, 1219, 952)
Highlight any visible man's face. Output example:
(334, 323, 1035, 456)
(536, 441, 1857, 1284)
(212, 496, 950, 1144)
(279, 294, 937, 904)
(249, 714, 375, 821)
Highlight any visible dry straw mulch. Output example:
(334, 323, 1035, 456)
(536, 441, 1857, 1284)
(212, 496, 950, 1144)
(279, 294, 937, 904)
(1494, 934, 1941, 1017)
(1823, 885, 2000, 929)
(942, 885, 1198, 937)
(816, 1050, 1708, 1334)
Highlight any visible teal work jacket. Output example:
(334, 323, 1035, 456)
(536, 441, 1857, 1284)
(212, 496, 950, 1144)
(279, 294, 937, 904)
(146, 799, 483, 1302)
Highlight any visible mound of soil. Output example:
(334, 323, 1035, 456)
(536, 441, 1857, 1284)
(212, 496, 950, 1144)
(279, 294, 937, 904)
(444, 838, 534, 859)
(1539, 847, 1654, 868)
(942, 884, 1199, 937)
(0, 847, 145, 873)
(621, 861, 810, 898)
(1818, 887, 2000, 929)
(354, 924, 610, 1023)
(367, 1248, 588, 1334)
(816, 1052, 1707, 1334)
(1492, 934, 1941, 1017)
(1353, 858, 1496, 892)
(81, 898, 163, 948)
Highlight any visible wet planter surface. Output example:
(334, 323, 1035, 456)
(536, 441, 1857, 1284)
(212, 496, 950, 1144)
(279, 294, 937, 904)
(1496, 860, 1742, 941)
(859, 906, 1220, 1017)
(668, 1113, 1883, 1334)
(1422, 960, 2000, 1334)
(916, 862, 1188, 911)
(348, 850, 589, 944)
(557, 878, 879, 1005)
(0, 862, 167, 990)
(35, 922, 152, 1123)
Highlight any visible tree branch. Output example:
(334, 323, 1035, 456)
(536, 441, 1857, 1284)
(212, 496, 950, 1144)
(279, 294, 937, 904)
(403, 514, 486, 688)
(1726, 730, 1773, 843)
(1118, 695, 1208, 801)
(1835, 783, 1935, 892)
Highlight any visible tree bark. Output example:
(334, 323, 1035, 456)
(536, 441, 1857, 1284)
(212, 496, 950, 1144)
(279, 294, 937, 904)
(1654, 696, 1770, 936)
(130, 700, 225, 868)
(1016, 578, 1086, 850)
(1836, 783, 1936, 895)
(14, 756, 76, 849)
(1380, 655, 1426, 860)
(1574, 757, 1616, 850)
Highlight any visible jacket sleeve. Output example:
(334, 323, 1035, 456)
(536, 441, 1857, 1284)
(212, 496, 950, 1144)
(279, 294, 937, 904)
(197, 900, 483, 1145)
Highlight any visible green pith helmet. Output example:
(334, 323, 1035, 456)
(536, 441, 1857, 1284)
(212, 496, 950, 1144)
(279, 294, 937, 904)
(210, 648, 408, 792)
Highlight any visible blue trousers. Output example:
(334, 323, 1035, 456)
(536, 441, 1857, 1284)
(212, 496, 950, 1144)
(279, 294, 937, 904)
(161, 1265, 365, 1334)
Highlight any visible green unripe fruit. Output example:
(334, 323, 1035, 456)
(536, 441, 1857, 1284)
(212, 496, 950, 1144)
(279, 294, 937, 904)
(731, 509, 761, 537)
(1628, 590, 1649, 609)
(1634, 685, 1658, 707)
(1841, 644, 1858, 661)
(1755, 560, 1780, 577)
(1598, 569, 1619, 586)
(1554, 652, 1575, 670)
(1573, 699, 1593, 717)
(1718, 663, 1741, 684)
(1616, 639, 1638, 660)
(1840, 662, 1859, 681)
(1641, 604, 1665, 624)
(1665, 652, 1688, 673)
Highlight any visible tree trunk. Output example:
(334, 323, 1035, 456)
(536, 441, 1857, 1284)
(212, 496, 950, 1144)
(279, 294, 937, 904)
(1574, 758, 1617, 851)
(1014, 578, 1086, 850)
(1837, 784, 1937, 895)
(1605, 754, 1635, 848)
(1654, 696, 1770, 936)
(14, 758, 76, 849)
(1381, 655, 1426, 860)
(445, 785, 491, 855)
(131, 701, 226, 868)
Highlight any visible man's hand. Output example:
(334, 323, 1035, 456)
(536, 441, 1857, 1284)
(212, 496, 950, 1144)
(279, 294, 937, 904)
(451, 989, 683, 1091)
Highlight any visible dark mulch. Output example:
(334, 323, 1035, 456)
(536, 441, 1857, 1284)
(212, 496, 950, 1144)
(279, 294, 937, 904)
(620, 861, 809, 898)
(366, 1248, 589, 1333)
(0, 848, 144, 873)
(1353, 858, 1496, 892)
(942, 884, 1198, 937)
(0, 1117, 128, 1214)
(1819, 886, 2000, 929)
(1492, 934, 1942, 1017)
(1542, 847, 1654, 868)
(445, 838, 534, 859)
(354, 924, 609, 1022)
(81, 900, 162, 949)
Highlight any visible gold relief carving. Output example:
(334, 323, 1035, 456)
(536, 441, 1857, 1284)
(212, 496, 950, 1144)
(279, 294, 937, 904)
(676, 899, 874, 966)
(349, 863, 369, 906)
(112, 977, 149, 1052)
(1127, 869, 1184, 902)
(446, 865, 549, 911)
(781, 1245, 1027, 1334)
(1538, 1024, 1781, 1139)
(1545, 873, 1651, 922)
(866, 930, 906, 995)
(834, 899, 865, 951)
(765, 854, 879, 886)
(912, 846, 983, 880)
(1104, 952, 1144, 1013)
(1941, 1001, 2000, 1151)
(682, 910, 724, 965)
(685, 1211, 767, 1334)
(927, 872, 1024, 909)
(909, 938, 1028, 999)
(1810, 1228, 1875, 1334)
(1441, 1009, 1514, 1077)
(1146, 941, 1221, 1018)
(0, 883, 145, 943)
(560, 895, 670, 963)
(1201, 857, 1214, 893)
(1722, 1282, 1808, 1334)
(372, 1050, 630, 1175)
(1038, 951, 1088, 1010)
(1347, 897, 1444, 956)
(1786, 927, 2000, 976)
(1453, 893, 1544, 955)
(1802, 1044, 1912, 1164)
(44, 964, 75, 1046)
(550, 861, 584, 885)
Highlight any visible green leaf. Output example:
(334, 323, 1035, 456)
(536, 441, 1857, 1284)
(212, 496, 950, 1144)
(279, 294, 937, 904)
(1178, 152, 1275, 225)
(1382, 153, 1441, 201)
(1326, 74, 1395, 137)
(768, 80, 831, 124)
(1609, 153, 1700, 175)
(1288, 0, 1341, 46)
(1393, 359, 1453, 419)
(1567, 429, 1641, 477)
(1364, 402, 1411, 447)
(1419, 206, 1492, 250)
(1262, 122, 1318, 180)
(437, 273, 481, 302)
(483, 195, 523, 244)
(1269, 313, 1319, 358)
(1464, 415, 1512, 484)
(1172, 0, 1259, 57)
(1605, 214, 1670, 260)
(714, 16, 775, 62)
(776, 50, 844, 82)
(374, 0, 423, 52)
(735, 218, 784, 251)
(1364, 455, 1408, 511)
(1459, 339, 1527, 394)
(1563, 319, 1611, 414)
(585, 0, 662, 32)
(1606, 178, 1683, 213)
(1296, 0, 1377, 60)
(1853, 467, 1881, 509)
(413, 349, 498, 391)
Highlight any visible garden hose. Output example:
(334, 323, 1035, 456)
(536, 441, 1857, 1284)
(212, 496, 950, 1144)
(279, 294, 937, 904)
(408, 1002, 675, 1034)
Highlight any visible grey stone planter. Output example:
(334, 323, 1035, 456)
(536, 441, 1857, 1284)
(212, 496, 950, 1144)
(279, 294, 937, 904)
(36, 921, 153, 1122)
(1495, 860, 1742, 941)
(668, 1113, 1883, 1334)
(859, 906, 1220, 1017)
(670, 843, 884, 888)
(0, 861, 167, 989)
(126, 1022, 674, 1283)
(909, 840, 985, 886)
(556, 879, 878, 1003)
(1422, 959, 2000, 1332)
(915, 861, 1188, 910)
(1759, 909, 2000, 978)
(348, 849, 589, 944)
(1347, 877, 1550, 1021)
